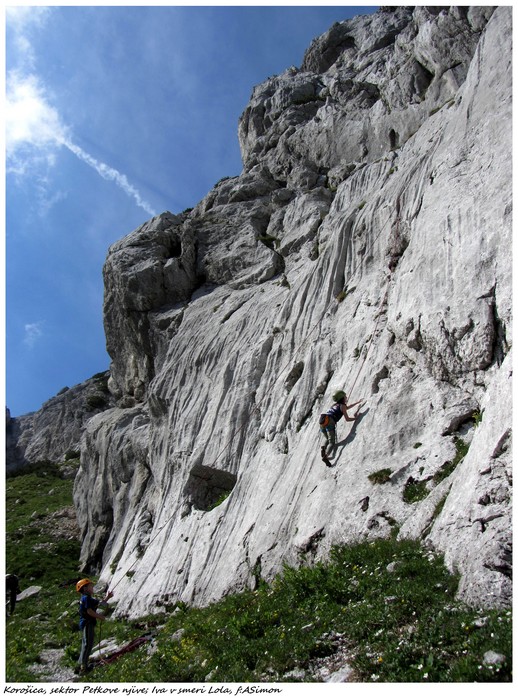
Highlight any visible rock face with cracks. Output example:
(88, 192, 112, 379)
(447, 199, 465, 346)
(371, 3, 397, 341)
(8, 7, 511, 618)
(5, 372, 113, 473)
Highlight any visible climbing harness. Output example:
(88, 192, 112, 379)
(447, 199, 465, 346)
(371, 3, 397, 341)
(319, 414, 331, 428)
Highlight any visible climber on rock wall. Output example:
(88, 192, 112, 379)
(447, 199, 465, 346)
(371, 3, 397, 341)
(319, 391, 364, 466)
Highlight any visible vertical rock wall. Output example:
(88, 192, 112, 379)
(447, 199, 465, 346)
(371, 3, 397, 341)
(69, 6, 511, 617)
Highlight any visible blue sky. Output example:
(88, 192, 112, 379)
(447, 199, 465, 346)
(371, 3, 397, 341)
(4, 3, 377, 417)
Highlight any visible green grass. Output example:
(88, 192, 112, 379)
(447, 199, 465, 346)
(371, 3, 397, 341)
(94, 539, 511, 684)
(5, 463, 82, 680)
(5, 464, 512, 684)
(433, 438, 469, 485)
(472, 410, 483, 426)
(368, 468, 392, 485)
(208, 491, 232, 510)
(5, 464, 80, 581)
(4, 462, 143, 682)
(403, 478, 429, 503)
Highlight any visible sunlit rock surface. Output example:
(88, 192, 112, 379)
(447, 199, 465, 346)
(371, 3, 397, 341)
(8, 7, 511, 617)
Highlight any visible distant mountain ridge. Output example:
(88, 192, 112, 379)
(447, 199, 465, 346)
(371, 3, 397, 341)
(5, 371, 113, 474)
(7, 6, 511, 617)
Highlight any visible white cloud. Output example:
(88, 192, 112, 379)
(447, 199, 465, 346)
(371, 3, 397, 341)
(6, 72, 69, 155)
(35, 180, 68, 218)
(24, 321, 45, 349)
(5, 72, 156, 217)
(5, 6, 51, 29)
(6, 6, 52, 71)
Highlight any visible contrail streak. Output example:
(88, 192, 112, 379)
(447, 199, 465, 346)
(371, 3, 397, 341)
(6, 73, 157, 217)
(64, 140, 157, 217)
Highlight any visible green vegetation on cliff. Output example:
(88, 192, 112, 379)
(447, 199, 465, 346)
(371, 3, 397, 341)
(5, 464, 512, 683)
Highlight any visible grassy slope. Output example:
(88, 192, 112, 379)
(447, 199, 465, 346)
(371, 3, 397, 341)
(4, 463, 512, 683)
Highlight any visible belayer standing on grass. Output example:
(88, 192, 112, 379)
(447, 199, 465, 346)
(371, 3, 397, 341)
(319, 390, 364, 466)
(75, 578, 114, 675)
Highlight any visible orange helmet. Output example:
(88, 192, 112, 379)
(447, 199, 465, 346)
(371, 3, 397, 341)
(76, 578, 93, 593)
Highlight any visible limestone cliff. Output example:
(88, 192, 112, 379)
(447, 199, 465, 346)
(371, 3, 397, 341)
(9, 6, 512, 617)
(5, 372, 113, 473)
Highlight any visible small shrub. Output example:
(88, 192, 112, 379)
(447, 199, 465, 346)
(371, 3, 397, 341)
(336, 290, 348, 303)
(413, 442, 423, 449)
(433, 439, 469, 485)
(94, 376, 109, 392)
(403, 478, 429, 503)
(257, 235, 279, 250)
(472, 410, 483, 426)
(208, 491, 231, 510)
(221, 310, 235, 324)
(7, 460, 61, 480)
(215, 175, 232, 187)
(110, 557, 121, 575)
(423, 490, 452, 539)
(86, 394, 107, 410)
(432, 492, 449, 520)
(368, 468, 392, 485)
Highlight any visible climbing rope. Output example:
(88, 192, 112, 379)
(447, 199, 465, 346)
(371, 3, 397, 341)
(96, 634, 152, 667)
(97, 619, 104, 664)
(346, 288, 390, 397)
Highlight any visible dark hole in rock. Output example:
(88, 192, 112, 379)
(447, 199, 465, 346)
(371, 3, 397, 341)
(184, 464, 237, 512)
(389, 129, 399, 150)
(169, 237, 182, 258)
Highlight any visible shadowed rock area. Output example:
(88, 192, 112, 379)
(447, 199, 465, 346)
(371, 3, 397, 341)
(7, 7, 511, 618)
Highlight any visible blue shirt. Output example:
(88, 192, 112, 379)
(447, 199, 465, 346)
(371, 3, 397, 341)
(326, 402, 344, 422)
(79, 594, 99, 629)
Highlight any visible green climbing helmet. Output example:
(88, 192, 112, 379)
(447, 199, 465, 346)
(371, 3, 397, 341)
(332, 390, 346, 403)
